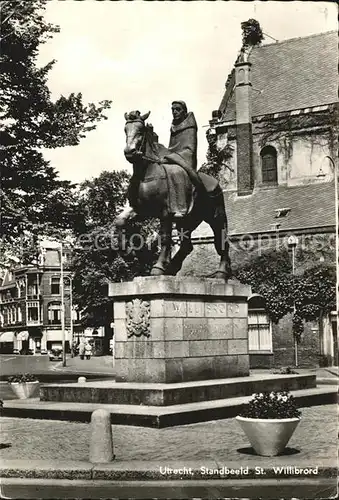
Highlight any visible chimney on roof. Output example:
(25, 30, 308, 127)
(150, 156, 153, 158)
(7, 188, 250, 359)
(235, 54, 253, 196)
(211, 110, 222, 121)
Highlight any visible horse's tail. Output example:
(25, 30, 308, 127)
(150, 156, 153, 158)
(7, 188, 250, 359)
(203, 182, 228, 228)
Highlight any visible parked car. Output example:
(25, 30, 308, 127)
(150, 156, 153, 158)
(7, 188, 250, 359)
(48, 348, 63, 361)
(40, 349, 48, 355)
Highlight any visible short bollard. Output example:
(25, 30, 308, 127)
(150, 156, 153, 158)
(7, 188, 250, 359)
(89, 409, 114, 463)
(78, 376, 86, 383)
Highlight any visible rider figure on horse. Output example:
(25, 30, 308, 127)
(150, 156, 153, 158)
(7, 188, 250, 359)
(120, 103, 231, 279)
(161, 101, 206, 217)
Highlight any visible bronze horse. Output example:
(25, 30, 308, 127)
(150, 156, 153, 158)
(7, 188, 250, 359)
(115, 110, 231, 280)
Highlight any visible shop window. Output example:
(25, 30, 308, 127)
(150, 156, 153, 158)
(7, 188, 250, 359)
(261, 145, 278, 184)
(248, 295, 272, 352)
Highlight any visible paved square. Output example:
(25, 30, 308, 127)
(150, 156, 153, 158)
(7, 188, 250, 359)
(0, 404, 336, 467)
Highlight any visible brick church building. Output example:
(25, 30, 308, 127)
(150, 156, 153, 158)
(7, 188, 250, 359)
(181, 31, 337, 368)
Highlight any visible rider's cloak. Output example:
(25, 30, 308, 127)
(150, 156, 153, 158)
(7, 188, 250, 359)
(165, 112, 198, 172)
(159, 112, 198, 217)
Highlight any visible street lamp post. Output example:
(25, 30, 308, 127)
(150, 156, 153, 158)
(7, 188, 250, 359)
(70, 279, 73, 358)
(63, 276, 74, 358)
(59, 242, 66, 367)
(318, 156, 338, 359)
(110, 322, 115, 368)
(327, 156, 339, 365)
(318, 156, 338, 314)
(288, 235, 299, 367)
(42, 238, 72, 367)
(324, 156, 339, 316)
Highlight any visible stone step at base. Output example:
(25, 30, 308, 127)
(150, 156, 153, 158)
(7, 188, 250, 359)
(1, 477, 337, 500)
(1, 386, 337, 428)
(40, 373, 317, 406)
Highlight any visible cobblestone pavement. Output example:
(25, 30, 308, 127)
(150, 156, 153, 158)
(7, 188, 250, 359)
(0, 405, 336, 465)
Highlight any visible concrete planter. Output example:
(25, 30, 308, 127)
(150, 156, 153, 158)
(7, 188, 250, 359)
(9, 381, 40, 399)
(236, 415, 300, 456)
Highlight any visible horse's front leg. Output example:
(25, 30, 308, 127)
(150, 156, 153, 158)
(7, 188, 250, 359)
(151, 218, 172, 276)
(165, 221, 197, 276)
(113, 205, 138, 252)
(114, 205, 138, 229)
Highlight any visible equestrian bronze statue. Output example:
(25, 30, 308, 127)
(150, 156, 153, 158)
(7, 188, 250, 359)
(115, 105, 231, 280)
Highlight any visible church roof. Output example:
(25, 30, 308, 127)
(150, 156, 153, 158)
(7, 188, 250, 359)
(193, 182, 335, 238)
(220, 31, 337, 120)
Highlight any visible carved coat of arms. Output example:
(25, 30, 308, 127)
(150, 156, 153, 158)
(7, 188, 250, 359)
(126, 298, 151, 338)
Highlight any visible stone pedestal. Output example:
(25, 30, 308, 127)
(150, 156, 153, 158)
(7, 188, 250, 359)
(108, 277, 251, 383)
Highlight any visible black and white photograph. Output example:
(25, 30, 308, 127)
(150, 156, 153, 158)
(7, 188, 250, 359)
(0, 0, 337, 498)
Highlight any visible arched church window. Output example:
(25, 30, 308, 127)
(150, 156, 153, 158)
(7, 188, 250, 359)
(261, 145, 278, 184)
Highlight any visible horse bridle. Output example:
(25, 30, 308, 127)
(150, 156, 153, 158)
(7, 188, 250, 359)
(125, 118, 172, 212)
(126, 119, 160, 164)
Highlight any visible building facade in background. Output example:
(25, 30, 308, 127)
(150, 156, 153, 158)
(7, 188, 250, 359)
(181, 31, 337, 368)
(0, 242, 106, 355)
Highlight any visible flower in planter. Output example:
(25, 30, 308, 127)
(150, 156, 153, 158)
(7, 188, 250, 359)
(240, 391, 301, 419)
(7, 374, 39, 400)
(7, 373, 39, 384)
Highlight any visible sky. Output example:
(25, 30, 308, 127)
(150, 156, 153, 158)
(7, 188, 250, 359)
(38, 1, 337, 184)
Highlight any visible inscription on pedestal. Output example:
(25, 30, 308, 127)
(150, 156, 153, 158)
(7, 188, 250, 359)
(227, 303, 247, 317)
(126, 299, 151, 338)
(205, 302, 226, 317)
(187, 301, 204, 317)
(164, 300, 187, 317)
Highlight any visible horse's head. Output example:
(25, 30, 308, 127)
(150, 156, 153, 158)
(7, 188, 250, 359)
(124, 110, 151, 163)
